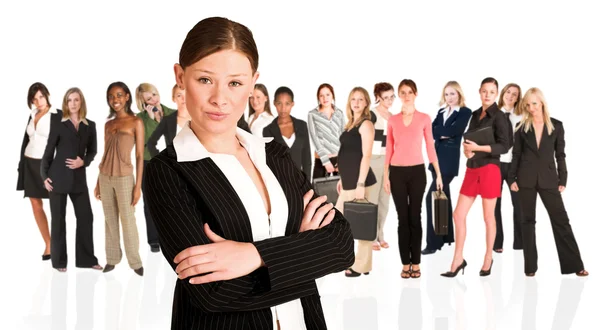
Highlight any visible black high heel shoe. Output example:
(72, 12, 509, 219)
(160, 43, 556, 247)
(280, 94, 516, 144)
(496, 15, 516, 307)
(42, 254, 51, 261)
(441, 260, 467, 277)
(480, 259, 493, 277)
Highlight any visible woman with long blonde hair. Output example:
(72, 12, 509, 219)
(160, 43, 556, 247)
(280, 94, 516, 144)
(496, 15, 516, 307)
(508, 87, 588, 277)
(336, 87, 378, 277)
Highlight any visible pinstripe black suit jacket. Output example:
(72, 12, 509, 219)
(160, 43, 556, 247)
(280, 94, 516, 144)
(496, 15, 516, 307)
(144, 140, 355, 330)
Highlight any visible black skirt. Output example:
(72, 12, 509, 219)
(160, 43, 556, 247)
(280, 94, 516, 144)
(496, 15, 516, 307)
(23, 157, 49, 199)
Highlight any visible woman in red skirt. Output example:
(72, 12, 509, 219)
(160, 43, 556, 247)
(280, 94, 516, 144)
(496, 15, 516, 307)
(441, 77, 510, 277)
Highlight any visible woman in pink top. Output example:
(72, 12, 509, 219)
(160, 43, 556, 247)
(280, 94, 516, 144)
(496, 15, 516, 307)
(384, 79, 443, 279)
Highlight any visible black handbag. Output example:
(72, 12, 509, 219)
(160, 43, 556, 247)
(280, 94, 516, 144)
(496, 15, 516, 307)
(343, 198, 378, 241)
(463, 126, 496, 159)
(312, 174, 340, 204)
(432, 189, 449, 235)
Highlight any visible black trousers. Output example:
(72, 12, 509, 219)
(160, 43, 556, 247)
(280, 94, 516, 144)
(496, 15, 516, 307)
(390, 164, 427, 265)
(518, 185, 584, 274)
(312, 156, 338, 180)
(494, 162, 523, 250)
(49, 190, 98, 268)
(142, 160, 159, 245)
(424, 173, 454, 250)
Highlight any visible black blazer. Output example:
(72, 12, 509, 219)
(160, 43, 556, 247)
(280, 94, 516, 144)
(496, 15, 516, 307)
(464, 103, 511, 169)
(146, 110, 179, 158)
(507, 118, 567, 189)
(144, 141, 354, 330)
(40, 118, 97, 194)
(429, 106, 472, 177)
(262, 116, 312, 180)
(17, 109, 63, 191)
(238, 115, 251, 133)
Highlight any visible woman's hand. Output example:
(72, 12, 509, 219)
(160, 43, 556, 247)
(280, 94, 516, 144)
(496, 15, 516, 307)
(384, 177, 391, 194)
(463, 149, 475, 159)
(174, 223, 263, 284)
(463, 139, 480, 153)
(65, 156, 84, 169)
(436, 176, 443, 191)
(299, 190, 335, 232)
(44, 178, 53, 192)
(144, 104, 156, 120)
(558, 185, 566, 193)
(336, 179, 342, 194)
(94, 184, 101, 200)
(510, 182, 519, 192)
(131, 187, 141, 206)
(324, 162, 335, 173)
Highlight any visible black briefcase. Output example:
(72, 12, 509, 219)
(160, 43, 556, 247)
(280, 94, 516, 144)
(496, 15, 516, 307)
(312, 174, 340, 204)
(343, 199, 378, 241)
(432, 189, 449, 235)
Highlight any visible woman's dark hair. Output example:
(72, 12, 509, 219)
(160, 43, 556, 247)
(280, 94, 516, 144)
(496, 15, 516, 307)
(274, 86, 294, 102)
(179, 17, 259, 73)
(106, 81, 135, 119)
(480, 77, 499, 89)
(398, 79, 418, 94)
(373, 82, 394, 102)
(317, 83, 335, 107)
(27, 82, 51, 109)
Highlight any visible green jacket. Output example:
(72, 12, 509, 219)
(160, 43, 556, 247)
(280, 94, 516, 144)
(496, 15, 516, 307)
(137, 103, 176, 160)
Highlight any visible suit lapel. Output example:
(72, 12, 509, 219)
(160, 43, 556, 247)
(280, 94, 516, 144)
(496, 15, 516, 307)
(177, 158, 255, 242)
(444, 110, 459, 126)
(168, 114, 177, 140)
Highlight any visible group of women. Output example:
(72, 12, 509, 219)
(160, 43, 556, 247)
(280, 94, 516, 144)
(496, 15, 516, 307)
(17, 16, 589, 330)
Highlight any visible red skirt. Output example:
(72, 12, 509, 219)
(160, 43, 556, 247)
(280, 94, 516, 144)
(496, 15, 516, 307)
(459, 164, 501, 198)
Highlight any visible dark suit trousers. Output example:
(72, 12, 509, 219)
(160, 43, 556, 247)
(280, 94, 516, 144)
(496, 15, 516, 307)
(425, 173, 454, 250)
(518, 185, 584, 274)
(49, 190, 98, 268)
(390, 165, 427, 265)
(142, 160, 159, 245)
(494, 162, 523, 250)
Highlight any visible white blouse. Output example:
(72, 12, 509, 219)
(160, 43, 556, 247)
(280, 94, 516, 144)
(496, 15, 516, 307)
(248, 111, 275, 137)
(24, 107, 58, 159)
(500, 108, 523, 163)
(282, 133, 296, 148)
(173, 123, 307, 330)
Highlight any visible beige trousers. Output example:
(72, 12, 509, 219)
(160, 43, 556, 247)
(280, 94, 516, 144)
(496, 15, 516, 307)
(370, 155, 391, 241)
(99, 174, 142, 269)
(335, 185, 378, 273)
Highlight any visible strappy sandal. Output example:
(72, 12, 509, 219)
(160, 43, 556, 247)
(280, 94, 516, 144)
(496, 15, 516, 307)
(372, 242, 381, 251)
(576, 270, 589, 277)
(345, 268, 362, 277)
(526, 272, 536, 277)
(410, 266, 421, 279)
(379, 241, 390, 249)
(55, 268, 67, 272)
(494, 248, 503, 253)
(401, 267, 411, 279)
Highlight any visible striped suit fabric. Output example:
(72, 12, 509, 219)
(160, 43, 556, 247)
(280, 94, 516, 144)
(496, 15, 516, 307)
(306, 107, 344, 164)
(144, 140, 355, 330)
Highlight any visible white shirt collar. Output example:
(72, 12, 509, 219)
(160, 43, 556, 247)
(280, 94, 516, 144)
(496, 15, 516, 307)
(441, 105, 460, 114)
(32, 106, 58, 116)
(61, 116, 89, 125)
(173, 122, 274, 162)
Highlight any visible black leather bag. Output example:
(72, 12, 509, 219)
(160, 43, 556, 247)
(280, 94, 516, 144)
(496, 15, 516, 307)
(313, 174, 340, 204)
(463, 126, 496, 159)
(343, 199, 378, 241)
(432, 189, 449, 235)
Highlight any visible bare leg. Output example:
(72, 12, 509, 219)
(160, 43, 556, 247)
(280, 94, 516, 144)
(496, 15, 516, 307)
(30, 197, 51, 255)
(449, 194, 477, 271)
(482, 198, 497, 270)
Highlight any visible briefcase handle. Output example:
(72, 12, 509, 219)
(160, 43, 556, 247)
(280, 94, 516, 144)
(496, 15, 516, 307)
(350, 198, 371, 204)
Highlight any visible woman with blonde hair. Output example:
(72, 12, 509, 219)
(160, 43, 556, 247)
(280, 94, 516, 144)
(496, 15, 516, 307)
(247, 83, 275, 137)
(41, 87, 102, 272)
(335, 86, 378, 277)
(422, 81, 471, 255)
(384, 79, 442, 278)
(508, 87, 588, 277)
(494, 83, 524, 253)
(135, 82, 176, 252)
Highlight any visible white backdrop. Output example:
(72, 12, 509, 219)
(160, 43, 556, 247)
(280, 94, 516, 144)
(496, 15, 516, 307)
(1, 0, 598, 329)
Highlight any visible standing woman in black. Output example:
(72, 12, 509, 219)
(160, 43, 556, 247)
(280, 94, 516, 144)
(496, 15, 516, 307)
(441, 77, 510, 277)
(17, 82, 62, 260)
(262, 86, 312, 179)
(41, 87, 102, 272)
(508, 87, 588, 277)
(422, 81, 472, 255)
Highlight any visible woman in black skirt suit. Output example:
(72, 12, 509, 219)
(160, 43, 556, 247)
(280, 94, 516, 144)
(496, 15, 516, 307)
(17, 82, 62, 260)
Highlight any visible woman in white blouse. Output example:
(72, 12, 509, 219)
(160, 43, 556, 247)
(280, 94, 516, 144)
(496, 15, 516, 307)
(494, 83, 524, 253)
(17, 82, 63, 261)
(247, 83, 275, 137)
